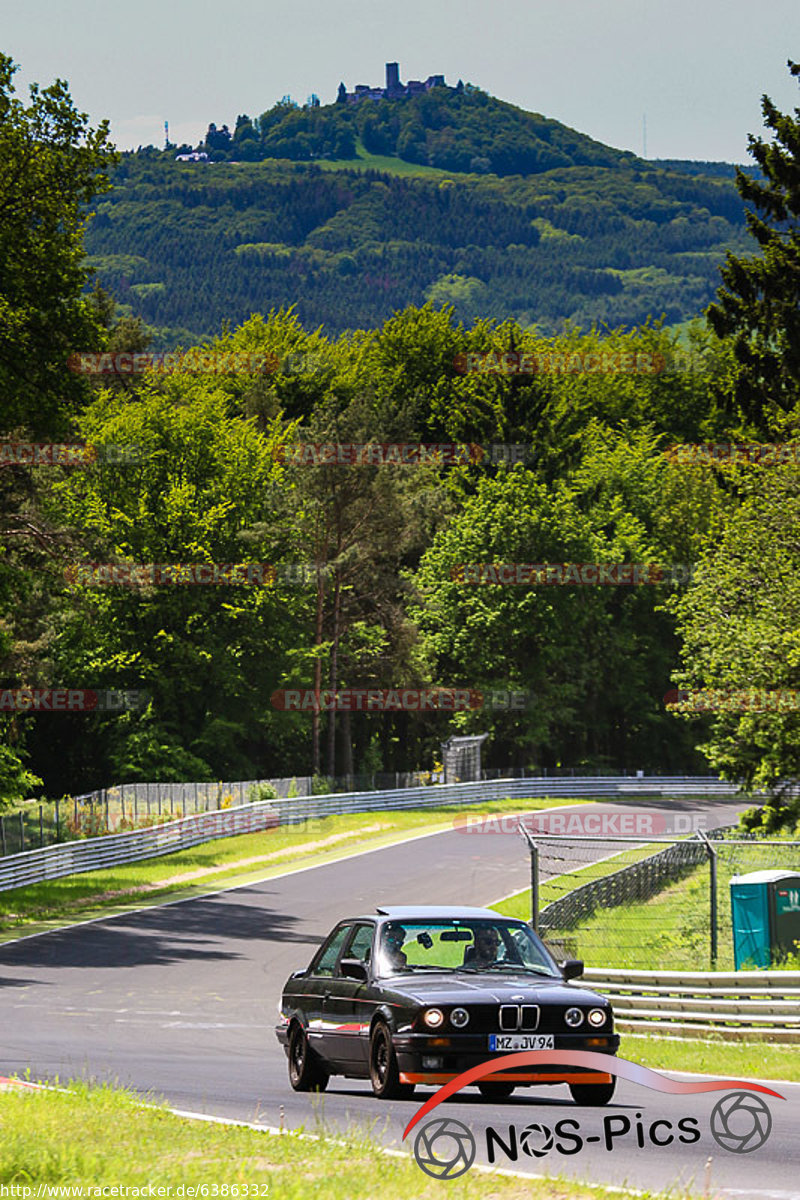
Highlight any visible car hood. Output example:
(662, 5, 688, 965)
(378, 972, 608, 1007)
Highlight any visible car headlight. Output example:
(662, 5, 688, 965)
(450, 1007, 469, 1028)
(423, 1007, 445, 1028)
(588, 1008, 607, 1027)
(564, 1007, 584, 1028)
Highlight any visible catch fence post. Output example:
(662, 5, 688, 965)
(518, 822, 539, 932)
(0, 815, 6, 856)
(19, 810, 25, 852)
(697, 830, 718, 968)
(39, 804, 44, 847)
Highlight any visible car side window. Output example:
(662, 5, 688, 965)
(344, 922, 374, 965)
(313, 924, 351, 977)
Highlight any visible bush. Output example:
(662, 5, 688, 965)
(248, 781, 279, 803)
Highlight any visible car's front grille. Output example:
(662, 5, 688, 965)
(520, 1005, 539, 1030)
(498, 1004, 540, 1030)
(499, 1005, 517, 1030)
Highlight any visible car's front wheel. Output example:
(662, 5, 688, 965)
(477, 1082, 515, 1100)
(569, 1078, 616, 1106)
(369, 1022, 415, 1100)
(288, 1023, 329, 1092)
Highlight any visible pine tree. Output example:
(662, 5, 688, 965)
(707, 60, 800, 433)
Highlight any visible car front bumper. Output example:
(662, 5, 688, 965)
(392, 1032, 620, 1086)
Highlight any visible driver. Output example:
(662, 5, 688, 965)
(470, 926, 500, 968)
(381, 922, 408, 970)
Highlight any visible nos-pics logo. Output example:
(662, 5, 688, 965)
(403, 1051, 783, 1181)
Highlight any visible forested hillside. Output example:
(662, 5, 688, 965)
(85, 153, 751, 342)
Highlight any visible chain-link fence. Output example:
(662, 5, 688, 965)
(527, 831, 800, 972)
(0, 771, 446, 855)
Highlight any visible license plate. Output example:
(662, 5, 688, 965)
(489, 1034, 555, 1051)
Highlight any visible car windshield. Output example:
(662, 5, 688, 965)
(376, 918, 559, 977)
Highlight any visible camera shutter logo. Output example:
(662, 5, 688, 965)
(520, 1122, 555, 1158)
(710, 1091, 772, 1153)
(413, 1117, 476, 1179)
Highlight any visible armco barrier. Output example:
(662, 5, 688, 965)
(0, 775, 743, 893)
(578, 968, 800, 1042)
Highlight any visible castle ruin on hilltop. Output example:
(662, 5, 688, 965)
(337, 62, 457, 105)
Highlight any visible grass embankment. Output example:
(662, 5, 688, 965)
(314, 137, 455, 178)
(492, 841, 661, 923)
(493, 838, 800, 971)
(0, 1080, 693, 1198)
(0, 796, 589, 938)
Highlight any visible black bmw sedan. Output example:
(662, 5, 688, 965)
(276, 905, 619, 1103)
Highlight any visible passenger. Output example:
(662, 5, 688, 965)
(382, 922, 408, 970)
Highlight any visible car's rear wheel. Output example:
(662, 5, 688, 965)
(569, 1078, 616, 1106)
(288, 1023, 329, 1092)
(477, 1082, 515, 1100)
(369, 1022, 415, 1100)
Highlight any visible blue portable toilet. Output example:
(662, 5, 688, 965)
(730, 869, 800, 969)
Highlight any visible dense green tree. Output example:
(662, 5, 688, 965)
(707, 60, 800, 435)
(0, 53, 115, 436)
(30, 381, 306, 789)
(0, 55, 114, 805)
(669, 465, 800, 829)
(411, 427, 720, 769)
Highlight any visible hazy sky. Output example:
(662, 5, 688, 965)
(3, 0, 799, 162)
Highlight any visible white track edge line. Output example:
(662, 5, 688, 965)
(165, 1104, 647, 1194)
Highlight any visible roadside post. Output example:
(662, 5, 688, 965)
(697, 828, 718, 968)
(518, 822, 539, 932)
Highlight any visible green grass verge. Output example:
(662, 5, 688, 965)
(620, 1033, 800, 1083)
(0, 797, 590, 939)
(490, 841, 661, 922)
(0, 1079, 690, 1197)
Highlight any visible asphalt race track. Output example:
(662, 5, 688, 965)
(2, 798, 798, 1198)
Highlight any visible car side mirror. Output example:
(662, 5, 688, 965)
(340, 958, 368, 982)
(560, 959, 584, 980)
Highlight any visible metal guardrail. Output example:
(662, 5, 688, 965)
(579, 968, 800, 1042)
(69, 773, 742, 812)
(0, 775, 744, 893)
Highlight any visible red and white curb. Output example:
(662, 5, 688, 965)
(0, 1076, 43, 1090)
